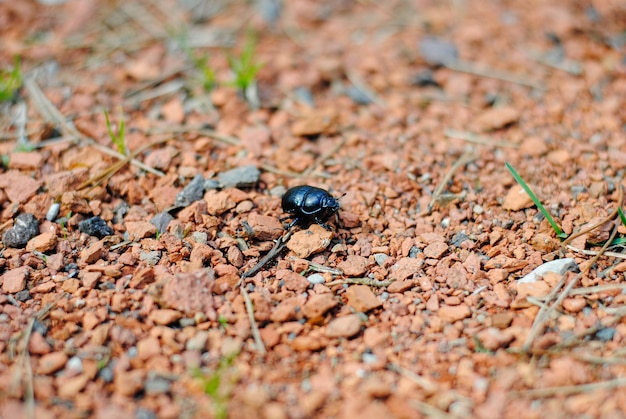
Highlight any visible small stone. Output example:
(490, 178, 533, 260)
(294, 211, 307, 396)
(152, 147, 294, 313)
(150, 212, 174, 234)
(137, 336, 160, 360)
(80, 240, 106, 264)
(423, 241, 448, 259)
(125, 221, 156, 240)
(426, 294, 439, 311)
(8, 151, 44, 170)
(519, 136, 548, 157)
(438, 304, 471, 322)
(1, 266, 29, 293)
(217, 165, 261, 189)
(389, 257, 424, 281)
(162, 270, 216, 320)
(326, 314, 362, 338)
(286, 224, 334, 258)
(144, 375, 171, 395)
(82, 311, 100, 330)
(58, 374, 89, 399)
(61, 278, 79, 293)
(291, 109, 338, 137)
(139, 251, 161, 265)
(279, 270, 310, 293)
(306, 273, 325, 285)
(518, 259, 577, 284)
(175, 174, 205, 207)
(36, 352, 68, 375)
(26, 232, 57, 253)
(363, 326, 390, 347)
(562, 298, 586, 313)
(149, 309, 183, 325)
(114, 370, 144, 396)
(204, 190, 236, 215)
(387, 280, 414, 293)
(337, 255, 368, 277)
(28, 331, 51, 355)
(186, 331, 210, 351)
(302, 294, 339, 319)
(345, 285, 381, 312)
(595, 327, 616, 342)
(78, 216, 114, 238)
(270, 297, 300, 322)
(2, 213, 39, 248)
(247, 212, 284, 240)
(291, 335, 326, 351)
(419, 36, 458, 65)
(546, 149, 570, 166)
(491, 312, 513, 329)
(474, 106, 519, 132)
(0, 171, 41, 204)
(373, 253, 388, 266)
(502, 184, 534, 211)
(476, 327, 514, 350)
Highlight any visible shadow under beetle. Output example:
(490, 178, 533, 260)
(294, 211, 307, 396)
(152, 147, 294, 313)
(281, 185, 340, 230)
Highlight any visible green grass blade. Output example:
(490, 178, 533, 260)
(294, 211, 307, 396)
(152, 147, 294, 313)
(505, 162, 567, 239)
(618, 207, 626, 228)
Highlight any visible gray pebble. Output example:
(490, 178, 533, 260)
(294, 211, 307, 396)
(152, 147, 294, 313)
(150, 212, 174, 235)
(46, 202, 60, 222)
(2, 213, 39, 248)
(139, 251, 161, 266)
(373, 253, 388, 266)
(217, 165, 260, 189)
(175, 174, 205, 207)
(144, 375, 171, 395)
(307, 273, 325, 284)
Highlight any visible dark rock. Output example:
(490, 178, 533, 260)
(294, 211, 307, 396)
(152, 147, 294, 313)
(175, 174, 205, 207)
(2, 213, 39, 248)
(79, 216, 114, 238)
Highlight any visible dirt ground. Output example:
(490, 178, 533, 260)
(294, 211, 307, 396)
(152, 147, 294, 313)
(1, 0, 626, 418)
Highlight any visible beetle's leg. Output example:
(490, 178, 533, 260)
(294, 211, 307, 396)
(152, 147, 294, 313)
(315, 216, 333, 231)
(286, 218, 299, 230)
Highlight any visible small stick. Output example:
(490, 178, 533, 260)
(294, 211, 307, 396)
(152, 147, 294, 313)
(239, 230, 294, 281)
(562, 186, 623, 248)
(568, 283, 626, 295)
(523, 221, 620, 352)
(420, 150, 477, 216)
(510, 377, 626, 398)
(240, 285, 266, 354)
(301, 136, 347, 178)
(566, 245, 626, 260)
(145, 125, 240, 146)
(408, 400, 455, 419)
(290, 258, 343, 275)
(444, 128, 519, 149)
(78, 136, 171, 191)
(345, 70, 387, 108)
(24, 78, 164, 176)
(387, 363, 438, 393)
(445, 61, 544, 90)
(326, 277, 394, 287)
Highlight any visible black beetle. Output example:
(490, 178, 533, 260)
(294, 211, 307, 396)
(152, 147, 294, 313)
(282, 185, 340, 230)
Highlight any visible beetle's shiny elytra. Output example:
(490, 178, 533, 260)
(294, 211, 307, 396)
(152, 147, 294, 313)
(281, 185, 340, 230)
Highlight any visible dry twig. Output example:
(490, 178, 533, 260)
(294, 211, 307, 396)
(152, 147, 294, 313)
(326, 277, 394, 287)
(511, 377, 626, 398)
(420, 150, 477, 216)
(24, 78, 164, 177)
(444, 128, 519, 149)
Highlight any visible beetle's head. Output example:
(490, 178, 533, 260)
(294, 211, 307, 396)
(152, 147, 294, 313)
(322, 195, 341, 213)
